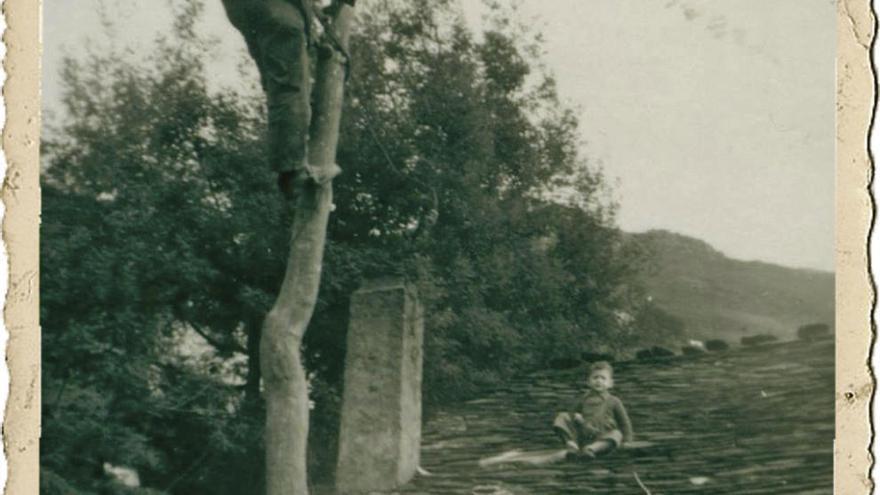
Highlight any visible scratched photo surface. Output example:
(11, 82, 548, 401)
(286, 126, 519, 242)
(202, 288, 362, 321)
(40, 1, 836, 494)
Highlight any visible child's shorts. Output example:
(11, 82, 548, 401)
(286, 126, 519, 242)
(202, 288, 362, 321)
(553, 412, 624, 447)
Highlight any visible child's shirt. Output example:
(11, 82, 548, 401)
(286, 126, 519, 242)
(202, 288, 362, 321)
(572, 390, 634, 442)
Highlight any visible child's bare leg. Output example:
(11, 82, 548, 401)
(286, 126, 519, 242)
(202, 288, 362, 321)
(552, 413, 580, 452)
(581, 439, 615, 458)
(582, 430, 622, 457)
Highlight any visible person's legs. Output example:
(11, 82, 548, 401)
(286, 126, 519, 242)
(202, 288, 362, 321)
(581, 429, 623, 458)
(259, 20, 311, 192)
(579, 440, 614, 458)
(552, 413, 580, 452)
(222, 0, 312, 198)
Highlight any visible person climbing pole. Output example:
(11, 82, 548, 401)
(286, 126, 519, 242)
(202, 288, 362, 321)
(221, 0, 321, 199)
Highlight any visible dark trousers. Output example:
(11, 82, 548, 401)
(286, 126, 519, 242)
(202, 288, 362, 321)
(223, 0, 312, 173)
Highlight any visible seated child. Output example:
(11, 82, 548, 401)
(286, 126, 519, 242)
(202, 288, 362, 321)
(553, 361, 633, 458)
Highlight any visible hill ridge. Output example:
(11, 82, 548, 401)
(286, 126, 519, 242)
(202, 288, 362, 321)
(626, 230, 834, 342)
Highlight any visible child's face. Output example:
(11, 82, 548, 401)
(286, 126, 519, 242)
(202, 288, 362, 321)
(588, 369, 613, 392)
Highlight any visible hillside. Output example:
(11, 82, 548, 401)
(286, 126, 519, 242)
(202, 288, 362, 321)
(627, 230, 834, 342)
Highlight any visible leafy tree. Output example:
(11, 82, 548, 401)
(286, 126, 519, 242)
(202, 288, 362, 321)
(42, 3, 277, 493)
(629, 302, 688, 348)
(334, 1, 646, 399)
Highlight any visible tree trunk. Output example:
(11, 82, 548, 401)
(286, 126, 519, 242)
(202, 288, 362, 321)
(259, 4, 355, 495)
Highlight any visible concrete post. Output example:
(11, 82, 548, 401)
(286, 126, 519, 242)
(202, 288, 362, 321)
(335, 279, 423, 494)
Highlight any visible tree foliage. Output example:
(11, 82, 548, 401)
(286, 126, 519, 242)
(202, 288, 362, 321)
(41, 1, 653, 492)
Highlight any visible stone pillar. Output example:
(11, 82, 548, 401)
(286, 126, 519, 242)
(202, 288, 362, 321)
(335, 279, 423, 494)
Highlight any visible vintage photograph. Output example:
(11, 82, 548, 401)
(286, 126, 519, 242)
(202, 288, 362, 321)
(38, 0, 840, 493)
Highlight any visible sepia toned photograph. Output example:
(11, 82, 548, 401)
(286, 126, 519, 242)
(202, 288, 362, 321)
(33, 0, 854, 493)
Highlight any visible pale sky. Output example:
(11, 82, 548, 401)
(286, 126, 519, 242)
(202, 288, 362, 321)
(43, 0, 836, 271)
